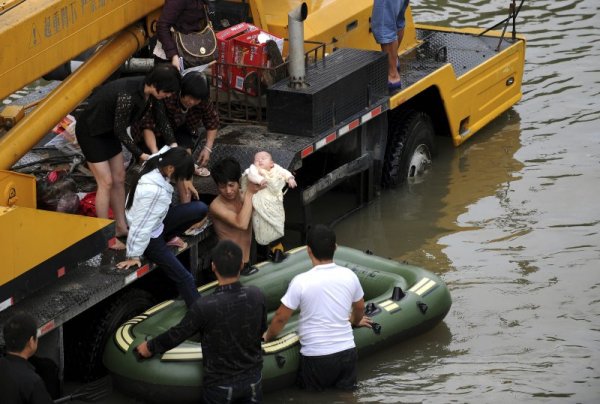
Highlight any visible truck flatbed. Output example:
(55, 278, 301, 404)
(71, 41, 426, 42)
(406, 28, 515, 85)
(0, 224, 215, 344)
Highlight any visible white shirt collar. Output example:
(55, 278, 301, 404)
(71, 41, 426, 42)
(312, 262, 336, 270)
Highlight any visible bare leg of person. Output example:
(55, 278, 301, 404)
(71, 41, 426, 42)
(398, 28, 405, 50)
(87, 160, 113, 220)
(88, 160, 125, 250)
(108, 152, 128, 238)
(381, 40, 401, 84)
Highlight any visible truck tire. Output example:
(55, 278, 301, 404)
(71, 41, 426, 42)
(65, 288, 155, 381)
(382, 110, 435, 188)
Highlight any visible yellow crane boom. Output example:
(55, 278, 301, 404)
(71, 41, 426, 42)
(0, 0, 163, 101)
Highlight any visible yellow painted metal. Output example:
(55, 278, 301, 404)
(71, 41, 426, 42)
(0, 205, 112, 286)
(246, 1, 418, 55)
(248, 0, 268, 30)
(389, 27, 525, 147)
(0, 24, 148, 170)
(0, 105, 25, 129)
(0, 170, 36, 208)
(0, 0, 24, 14)
(247, 1, 523, 147)
(0, 0, 164, 101)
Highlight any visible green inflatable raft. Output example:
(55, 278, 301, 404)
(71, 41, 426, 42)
(103, 246, 452, 403)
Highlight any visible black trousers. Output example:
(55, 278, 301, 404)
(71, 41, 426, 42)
(297, 347, 358, 391)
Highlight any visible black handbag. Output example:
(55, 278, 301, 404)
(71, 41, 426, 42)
(173, 10, 217, 67)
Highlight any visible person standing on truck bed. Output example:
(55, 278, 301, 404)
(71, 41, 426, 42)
(153, 0, 209, 70)
(371, 0, 410, 91)
(0, 313, 53, 404)
(132, 71, 219, 202)
(136, 240, 267, 404)
(209, 157, 263, 275)
(116, 147, 207, 308)
(263, 224, 373, 391)
(75, 64, 181, 250)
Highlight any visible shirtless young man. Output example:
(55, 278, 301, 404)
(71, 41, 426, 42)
(209, 158, 262, 273)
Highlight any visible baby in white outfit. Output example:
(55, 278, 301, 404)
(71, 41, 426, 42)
(244, 151, 296, 248)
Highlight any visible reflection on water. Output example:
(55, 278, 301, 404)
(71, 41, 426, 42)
(335, 110, 524, 272)
(270, 0, 600, 403)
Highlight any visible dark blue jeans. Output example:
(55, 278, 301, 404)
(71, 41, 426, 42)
(144, 201, 207, 307)
(202, 373, 263, 404)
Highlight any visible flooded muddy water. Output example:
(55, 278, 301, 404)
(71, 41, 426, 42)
(267, 0, 600, 402)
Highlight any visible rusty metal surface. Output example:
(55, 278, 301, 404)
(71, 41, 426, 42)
(208, 124, 312, 173)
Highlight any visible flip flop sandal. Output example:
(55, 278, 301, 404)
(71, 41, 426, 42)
(194, 165, 211, 177)
(184, 217, 209, 236)
(388, 80, 402, 92)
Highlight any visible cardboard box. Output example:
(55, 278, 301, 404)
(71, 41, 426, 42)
(51, 114, 77, 143)
(213, 23, 258, 90)
(230, 30, 284, 95)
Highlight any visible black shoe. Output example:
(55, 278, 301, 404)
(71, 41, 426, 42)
(241, 263, 259, 276)
(270, 249, 288, 263)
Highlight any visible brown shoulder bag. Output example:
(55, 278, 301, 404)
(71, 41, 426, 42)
(173, 8, 217, 67)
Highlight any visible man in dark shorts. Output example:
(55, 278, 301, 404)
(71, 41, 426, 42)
(136, 240, 267, 403)
(371, 0, 411, 90)
(263, 224, 372, 391)
(0, 313, 53, 404)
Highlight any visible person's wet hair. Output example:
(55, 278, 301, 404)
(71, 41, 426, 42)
(211, 240, 243, 278)
(306, 224, 336, 260)
(181, 72, 210, 100)
(3, 312, 37, 352)
(145, 64, 181, 94)
(211, 157, 242, 186)
(126, 147, 194, 209)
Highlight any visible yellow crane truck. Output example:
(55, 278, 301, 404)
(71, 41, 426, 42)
(0, 0, 525, 387)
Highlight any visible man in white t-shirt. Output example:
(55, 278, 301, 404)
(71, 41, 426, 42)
(263, 224, 372, 391)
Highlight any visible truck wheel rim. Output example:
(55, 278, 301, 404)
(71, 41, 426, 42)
(407, 144, 432, 180)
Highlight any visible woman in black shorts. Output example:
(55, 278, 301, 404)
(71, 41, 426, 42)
(75, 64, 181, 249)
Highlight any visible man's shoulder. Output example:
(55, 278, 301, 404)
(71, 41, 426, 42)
(330, 262, 355, 273)
(0, 354, 34, 376)
(242, 284, 266, 299)
(291, 269, 310, 282)
(209, 197, 228, 219)
(209, 195, 241, 214)
(209, 195, 224, 210)
(200, 285, 264, 310)
(314, 263, 359, 283)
